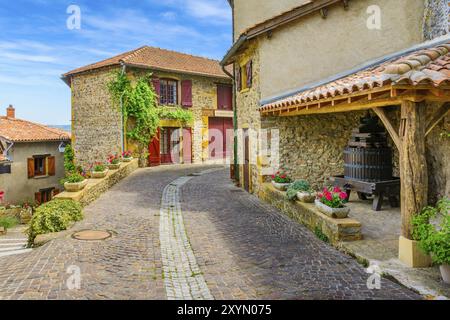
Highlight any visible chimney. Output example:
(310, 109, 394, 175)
(6, 105, 15, 118)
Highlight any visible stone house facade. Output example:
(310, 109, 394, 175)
(0, 106, 70, 205)
(62, 46, 232, 169)
(224, 0, 450, 199)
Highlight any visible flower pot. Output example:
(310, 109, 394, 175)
(122, 157, 133, 162)
(271, 181, 291, 191)
(297, 191, 316, 203)
(108, 163, 121, 170)
(64, 179, 88, 192)
(314, 199, 350, 219)
(440, 264, 450, 284)
(91, 169, 109, 179)
(19, 207, 33, 224)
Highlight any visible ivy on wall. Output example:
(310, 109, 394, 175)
(108, 71, 193, 164)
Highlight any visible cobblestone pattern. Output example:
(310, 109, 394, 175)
(182, 169, 422, 300)
(160, 176, 213, 300)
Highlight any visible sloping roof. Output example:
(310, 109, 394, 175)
(260, 41, 450, 113)
(0, 117, 71, 143)
(63, 46, 232, 80)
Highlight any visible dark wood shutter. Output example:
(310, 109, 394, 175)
(152, 78, 160, 102)
(236, 65, 242, 92)
(246, 60, 253, 88)
(47, 156, 56, 176)
(181, 80, 193, 107)
(27, 158, 35, 179)
(35, 192, 42, 206)
(217, 85, 232, 110)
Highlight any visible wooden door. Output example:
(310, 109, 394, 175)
(149, 128, 161, 166)
(161, 127, 181, 164)
(183, 128, 192, 164)
(209, 117, 233, 159)
(243, 129, 250, 192)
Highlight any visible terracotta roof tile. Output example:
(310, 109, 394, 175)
(63, 46, 231, 79)
(261, 41, 450, 112)
(0, 117, 70, 143)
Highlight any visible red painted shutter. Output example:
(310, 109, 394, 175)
(152, 78, 160, 103)
(246, 60, 253, 88)
(181, 80, 192, 107)
(235, 65, 241, 91)
(217, 85, 224, 110)
(35, 192, 42, 206)
(224, 85, 232, 110)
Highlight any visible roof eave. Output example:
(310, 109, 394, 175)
(123, 63, 231, 80)
(220, 35, 247, 66)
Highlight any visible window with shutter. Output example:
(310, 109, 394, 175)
(160, 79, 178, 105)
(181, 80, 192, 107)
(152, 78, 161, 100)
(246, 60, 253, 88)
(27, 158, 35, 179)
(217, 85, 233, 110)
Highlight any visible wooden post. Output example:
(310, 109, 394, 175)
(399, 100, 428, 239)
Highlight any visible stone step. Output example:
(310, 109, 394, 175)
(0, 248, 32, 258)
(0, 245, 26, 252)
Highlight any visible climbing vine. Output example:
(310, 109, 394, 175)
(108, 71, 193, 164)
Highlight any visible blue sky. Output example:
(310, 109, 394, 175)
(0, 0, 232, 125)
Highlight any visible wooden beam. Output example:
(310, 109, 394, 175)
(425, 102, 450, 137)
(372, 107, 401, 151)
(399, 100, 428, 240)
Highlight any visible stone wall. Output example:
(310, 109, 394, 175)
(71, 67, 122, 169)
(423, 0, 449, 40)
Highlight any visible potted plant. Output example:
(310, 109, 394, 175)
(271, 170, 292, 191)
(412, 198, 450, 284)
(62, 173, 88, 192)
(286, 180, 316, 203)
(19, 200, 34, 224)
(122, 151, 133, 162)
(91, 163, 108, 179)
(107, 154, 121, 170)
(315, 187, 350, 218)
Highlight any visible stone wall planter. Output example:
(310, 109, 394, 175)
(314, 199, 350, 219)
(64, 179, 88, 192)
(440, 264, 450, 284)
(108, 163, 121, 170)
(271, 181, 291, 191)
(92, 169, 109, 179)
(122, 157, 133, 162)
(296, 192, 316, 203)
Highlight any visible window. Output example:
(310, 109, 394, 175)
(34, 156, 46, 176)
(217, 84, 233, 110)
(35, 188, 58, 205)
(28, 155, 55, 179)
(160, 79, 178, 105)
(236, 60, 253, 92)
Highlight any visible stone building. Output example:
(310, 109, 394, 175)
(0, 106, 70, 205)
(62, 46, 233, 168)
(222, 0, 450, 267)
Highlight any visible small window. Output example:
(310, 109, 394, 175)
(34, 156, 47, 177)
(237, 60, 252, 92)
(35, 188, 56, 205)
(160, 79, 178, 105)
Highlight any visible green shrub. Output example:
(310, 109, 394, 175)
(27, 200, 83, 246)
(286, 180, 312, 201)
(412, 198, 450, 265)
(0, 216, 19, 229)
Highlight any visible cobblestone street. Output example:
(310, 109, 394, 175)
(0, 165, 421, 300)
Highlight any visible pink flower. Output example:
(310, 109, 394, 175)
(271, 175, 275, 179)
(317, 193, 323, 199)
(325, 193, 333, 201)
(0, 191, 4, 202)
(333, 187, 342, 193)
(281, 175, 286, 179)
(339, 192, 348, 200)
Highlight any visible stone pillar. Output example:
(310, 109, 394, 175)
(423, 0, 449, 41)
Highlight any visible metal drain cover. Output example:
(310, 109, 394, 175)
(72, 230, 112, 241)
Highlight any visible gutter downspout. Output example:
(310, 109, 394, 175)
(119, 62, 127, 153)
(221, 67, 239, 183)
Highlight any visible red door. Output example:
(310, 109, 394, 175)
(149, 128, 161, 166)
(161, 127, 181, 164)
(183, 128, 192, 164)
(209, 118, 233, 160)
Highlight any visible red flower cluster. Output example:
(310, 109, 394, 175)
(317, 187, 348, 208)
(108, 154, 120, 164)
(122, 151, 132, 158)
(0, 191, 4, 202)
(271, 170, 292, 184)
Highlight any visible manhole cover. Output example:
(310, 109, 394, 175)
(72, 230, 112, 241)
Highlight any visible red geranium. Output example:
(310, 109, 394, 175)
(317, 187, 348, 208)
(0, 191, 4, 202)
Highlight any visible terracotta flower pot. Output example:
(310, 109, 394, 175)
(108, 163, 121, 170)
(314, 199, 350, 219)
(271, 181, 291, 191)
(91, 169, 109, 179)
(440, 264, 450, 284)
(64, 179, 88, 192)
(122, 157, 133, 162)
(297, 191, 316, 203)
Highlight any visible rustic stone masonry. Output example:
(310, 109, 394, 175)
(423, 0, 449, 41)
